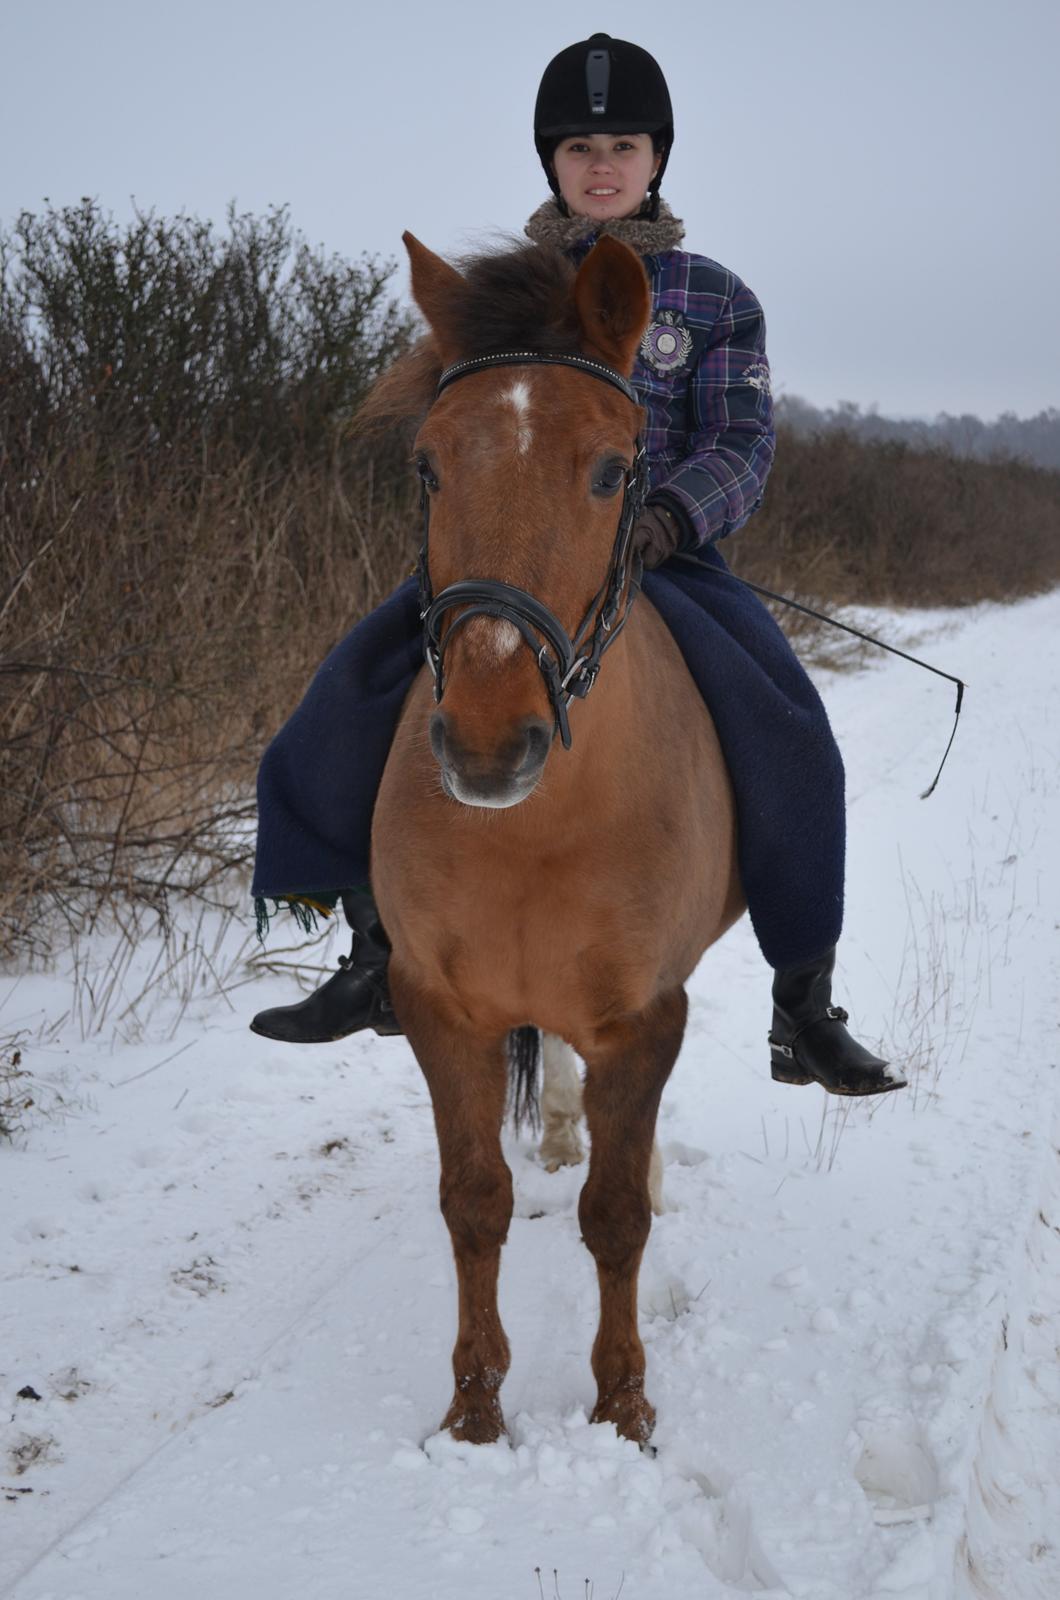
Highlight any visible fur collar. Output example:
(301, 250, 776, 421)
(523, 196, 686, 256)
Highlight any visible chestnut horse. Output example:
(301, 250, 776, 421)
(370, 233, 744, 1447)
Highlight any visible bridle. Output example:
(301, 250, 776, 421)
(417, 351, 649, 750)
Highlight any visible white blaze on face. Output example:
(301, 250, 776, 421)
(465, 615, 521, 663)
(502, 378, 533, 455)
(458, 377, 533, 665)
(492, 618, 521, 657)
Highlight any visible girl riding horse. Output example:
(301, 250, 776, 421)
(249, 32, 904, 1102)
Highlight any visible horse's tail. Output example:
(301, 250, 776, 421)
(507, 1026, 541, 1132)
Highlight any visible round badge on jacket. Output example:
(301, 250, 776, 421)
(639, 309, 693, 375)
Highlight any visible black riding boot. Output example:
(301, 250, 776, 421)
(249, 889, 402, 1043)
(768, 947, 905, 1096)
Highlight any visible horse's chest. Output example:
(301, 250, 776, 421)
(411, 857, 646, 1032)
(435, 866, 575, 982)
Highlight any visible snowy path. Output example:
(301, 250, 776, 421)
(2, 592, 1057, 1599)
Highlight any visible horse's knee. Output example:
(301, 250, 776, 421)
(579, 1177, 651, 1271)
(440, 1162, 513, 1254)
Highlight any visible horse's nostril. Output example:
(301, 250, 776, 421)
(521, 717, 553, 773)
(429, 712, 448, 766)
(430, 710, 551, 806)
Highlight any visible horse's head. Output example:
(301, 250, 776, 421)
(403, 232, 651, 809)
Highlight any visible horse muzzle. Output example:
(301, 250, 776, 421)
(429, 711, 552, 810)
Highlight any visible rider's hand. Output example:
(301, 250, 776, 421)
(633, 503, 684, 569)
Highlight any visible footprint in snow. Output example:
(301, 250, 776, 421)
(853, 1415, 939, 1524)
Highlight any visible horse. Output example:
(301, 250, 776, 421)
(367, 232, 744, 1448)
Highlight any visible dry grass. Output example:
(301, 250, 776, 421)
(2, 204, 1058, 959)
(728, 428, 1060, 626)
(1, 201, 417, 958)
(0, 1033, 74, 1142)
(0, 1040, 33, 1140)
(0, 431, 417, 957)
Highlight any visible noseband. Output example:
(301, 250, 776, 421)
(417, 351, 648, 750)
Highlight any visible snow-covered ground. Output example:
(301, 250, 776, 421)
(2, 591, 1057, 1600)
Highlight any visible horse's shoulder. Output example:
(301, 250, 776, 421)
(630, 593, 709, 709)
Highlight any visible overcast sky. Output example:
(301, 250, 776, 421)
(5, 0, 1057, 419)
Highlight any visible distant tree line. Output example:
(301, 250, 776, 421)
(777, 394, 1060, 474)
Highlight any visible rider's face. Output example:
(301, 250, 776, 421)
(552, 133, 661, 222)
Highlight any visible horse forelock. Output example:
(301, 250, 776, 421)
(449, 243, 581, 362)
(354, 243, 582, 435)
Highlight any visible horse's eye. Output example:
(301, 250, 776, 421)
(416, 455, 439, 492)
(592, 457, 627, 497)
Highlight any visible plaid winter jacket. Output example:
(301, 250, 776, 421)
(569, 241, 775, 547)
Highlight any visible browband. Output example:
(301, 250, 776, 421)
(437, 351, 639, 406)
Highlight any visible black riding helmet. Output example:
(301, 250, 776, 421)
(534, 33, 674, 217)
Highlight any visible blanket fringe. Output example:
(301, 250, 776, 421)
(254, 895, 336, 942)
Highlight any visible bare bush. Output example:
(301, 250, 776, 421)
(1, 202, 418, 958)
(729, 426, 1060, 614)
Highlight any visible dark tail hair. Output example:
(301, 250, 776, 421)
(507, 1026, 541, 1132)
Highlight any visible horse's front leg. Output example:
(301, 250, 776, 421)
(578, 986, 687, 1446)
(391, 971, 513, 1445)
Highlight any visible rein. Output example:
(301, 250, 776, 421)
(418, 351, 649, 749)
(673, 552, 967, 799)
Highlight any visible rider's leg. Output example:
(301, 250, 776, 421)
(644, 553, 905, 1098)
(249, 578, 421, 1043)
(250, 887, 401, 1042)
(768, 946, 905, 1095)
(252, 577, 422, 920)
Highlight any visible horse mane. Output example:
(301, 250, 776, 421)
(353, 241, 580, 435)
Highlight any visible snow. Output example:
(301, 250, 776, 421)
(2, 591, 1058, 1600)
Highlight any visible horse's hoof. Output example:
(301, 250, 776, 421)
(541, 1148, 584, 1173)
(591, 1389, 656, 1448)
(442, 1395, 507, 1446)
(539, 1130, 585, 1171)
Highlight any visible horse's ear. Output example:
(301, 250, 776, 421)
(573, 237, 651, 377)
(403, 232, 466, 365)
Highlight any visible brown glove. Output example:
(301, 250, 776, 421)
(632, 503, 684, 570)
